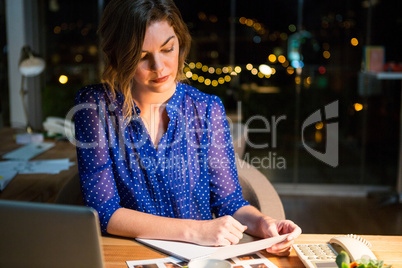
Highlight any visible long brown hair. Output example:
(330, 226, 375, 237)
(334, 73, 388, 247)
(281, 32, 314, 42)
(98, 0, 191, 122)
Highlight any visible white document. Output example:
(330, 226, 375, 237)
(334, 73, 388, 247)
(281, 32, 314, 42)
(0, 159, 74, 190)
(18, 159, 74, 174)
(2, 142, 55, 161)
(0, 169, 18, 191)
(136, 234, 288, 262)
(0, 161, 23, 191)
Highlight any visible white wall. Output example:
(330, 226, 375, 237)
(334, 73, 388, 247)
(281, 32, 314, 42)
(6, 0, 42, 130)
(6, 0, 26, 128)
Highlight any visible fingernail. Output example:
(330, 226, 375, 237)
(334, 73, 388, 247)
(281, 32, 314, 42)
(288, 236, 294, 241)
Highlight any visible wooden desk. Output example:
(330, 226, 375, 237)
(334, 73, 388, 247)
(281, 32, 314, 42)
(0, 128, 78, 202)
(101, 234, 402, 268)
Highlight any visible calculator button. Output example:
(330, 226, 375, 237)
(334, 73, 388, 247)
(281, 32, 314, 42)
(303, 251, 314, 256)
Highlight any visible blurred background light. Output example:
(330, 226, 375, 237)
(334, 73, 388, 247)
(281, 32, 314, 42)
(351, 38, 359, 46)
(354, 103, 363, 112)
(58, 75, 68, 84)
(258, 64, 272, 75)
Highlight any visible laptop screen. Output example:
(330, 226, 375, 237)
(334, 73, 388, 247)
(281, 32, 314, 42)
(0, 200, 105, 268)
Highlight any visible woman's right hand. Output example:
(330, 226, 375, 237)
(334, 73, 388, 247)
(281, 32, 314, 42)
(190, 215, 247, 246)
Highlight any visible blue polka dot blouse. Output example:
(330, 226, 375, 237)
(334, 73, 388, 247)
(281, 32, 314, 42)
(74, 82, 249, 234)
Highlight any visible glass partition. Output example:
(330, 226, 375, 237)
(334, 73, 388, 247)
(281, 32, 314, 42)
(38, 0, 401, 190)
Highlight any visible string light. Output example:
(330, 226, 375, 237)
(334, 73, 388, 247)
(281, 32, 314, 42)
(239, 16, 266, 35)
(268, 54, 277, 63)
(184, 55, 289, 87)
(278, 55, 286, 64)
(188, 62, 195, 69)
(259, 64, 272, 75)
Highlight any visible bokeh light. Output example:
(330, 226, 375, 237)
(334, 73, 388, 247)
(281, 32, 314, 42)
(59, 75, 68, 84)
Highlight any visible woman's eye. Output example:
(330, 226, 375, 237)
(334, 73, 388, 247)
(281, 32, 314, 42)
(163, 47, 174, 53)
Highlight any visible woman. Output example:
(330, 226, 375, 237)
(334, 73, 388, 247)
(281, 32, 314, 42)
(74, 0, 301, 256)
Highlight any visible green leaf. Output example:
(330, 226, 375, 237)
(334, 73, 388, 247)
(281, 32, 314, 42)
(342, 263, 350, 268)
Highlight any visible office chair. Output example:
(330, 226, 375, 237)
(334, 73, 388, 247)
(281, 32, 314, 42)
(55, 161, 286, 221)
(236, 159, 286, 220)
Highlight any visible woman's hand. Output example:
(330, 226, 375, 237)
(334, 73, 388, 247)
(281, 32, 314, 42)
(191, 215, 247, 246)
(258, 216, 302, 256)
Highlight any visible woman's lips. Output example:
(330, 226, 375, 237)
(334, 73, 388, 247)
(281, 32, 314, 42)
(151, 75, 169, 83)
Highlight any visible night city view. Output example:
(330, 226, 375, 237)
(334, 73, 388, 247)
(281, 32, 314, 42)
(27, 0, 402, 186)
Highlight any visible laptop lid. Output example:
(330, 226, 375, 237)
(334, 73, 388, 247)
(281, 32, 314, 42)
(0, 200, 105, 268)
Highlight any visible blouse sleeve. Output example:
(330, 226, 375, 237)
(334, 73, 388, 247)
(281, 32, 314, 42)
(74, 87, 122, 234)
(207, 96, 249, 217)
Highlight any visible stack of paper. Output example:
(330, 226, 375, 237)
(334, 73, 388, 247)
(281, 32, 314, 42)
(136, 234, 288, 261)
(0, 142, 75, 191)
(0, 159, 75, 191)
(2, 142, 55, 161)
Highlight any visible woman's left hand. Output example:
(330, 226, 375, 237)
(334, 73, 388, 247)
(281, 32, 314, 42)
(258, 216, 302, 256)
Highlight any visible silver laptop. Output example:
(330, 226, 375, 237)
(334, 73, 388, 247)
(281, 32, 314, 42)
(0, 200, 105, 268)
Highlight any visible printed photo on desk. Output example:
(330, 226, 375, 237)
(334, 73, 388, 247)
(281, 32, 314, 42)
(126, 252, 277, 268)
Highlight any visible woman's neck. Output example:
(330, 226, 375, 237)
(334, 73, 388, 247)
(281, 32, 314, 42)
(131, 84, 175, 147)
(131, 85, 176, 114)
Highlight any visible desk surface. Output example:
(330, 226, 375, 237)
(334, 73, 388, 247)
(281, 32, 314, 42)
(102, 234, 402, 268)
(0, 128, 78, 202)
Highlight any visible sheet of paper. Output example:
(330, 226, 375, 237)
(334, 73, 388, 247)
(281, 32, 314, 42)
(136, 234, 288, 262)
(0, 161, 24, 190)
(0, 160, 24, 172)
(18, 159, 74, 174)
(2, 142, 55, 161)
(0, 159, 74, 190)
(0, 169, 18, 191)
(209, 235, 288, 260)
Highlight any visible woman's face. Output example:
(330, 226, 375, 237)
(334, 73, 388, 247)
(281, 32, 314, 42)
(132, 20, 179, 95)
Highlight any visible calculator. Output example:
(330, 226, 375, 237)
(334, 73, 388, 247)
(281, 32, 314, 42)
(294, 235, 377, 268)
(293, 243, 339, 268)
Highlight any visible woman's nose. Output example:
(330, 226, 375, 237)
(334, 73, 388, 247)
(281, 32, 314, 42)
(150, 55, 164, 72)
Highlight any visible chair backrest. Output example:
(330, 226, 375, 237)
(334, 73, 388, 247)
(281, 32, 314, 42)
(56, 160, 285, 220)
(236, 159, 285, 220)
(54, 174, 83, 205)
